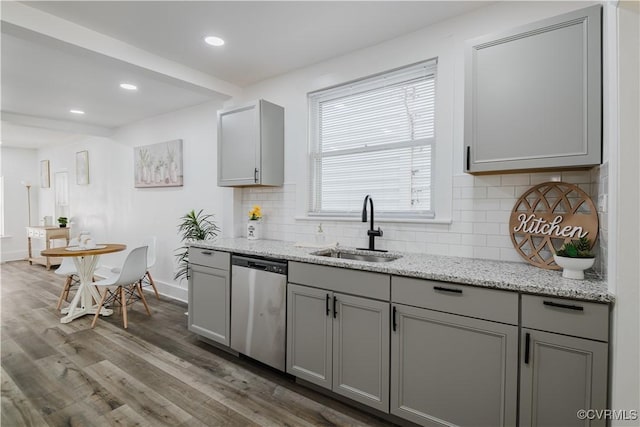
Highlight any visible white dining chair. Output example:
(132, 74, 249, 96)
(54, 237, 80, 310)
(141, 236, 160, 299)
(91, 246, 151, 329)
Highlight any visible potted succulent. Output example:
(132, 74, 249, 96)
(553, 237, 595, 280)
(174, 209, 219, 282)
(57, 216, 68, 228)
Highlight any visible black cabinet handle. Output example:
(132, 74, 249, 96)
(434, 286, 463, 294)
(326, 294, 330, 316)
(543, 301, 584, 311)
(392, 306, 397, 332)
(466, 146, 471, 171)
(524, 332, 531, 364)
(254, 168, 259, 183)
(333, 296, 337, 318)
(201, 251, 213, 255)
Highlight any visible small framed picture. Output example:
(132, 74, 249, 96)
(40, 160, 50, 188)
(76, 150, 89, 185)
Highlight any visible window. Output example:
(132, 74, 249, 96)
(309, 59, 437, 218)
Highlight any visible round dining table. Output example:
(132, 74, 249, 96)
(42, 244, 126, 323)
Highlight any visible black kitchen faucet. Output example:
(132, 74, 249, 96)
(358, 195, 387, 252)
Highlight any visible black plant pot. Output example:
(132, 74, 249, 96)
(59, 224, 67, 228)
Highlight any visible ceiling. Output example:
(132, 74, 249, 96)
(1, 1, 491, 148)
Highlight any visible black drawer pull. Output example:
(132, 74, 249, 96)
(524, 332, 531, 364)
(333, 296, 337, 318)
(543, 301, 584, 311)
(434, 286, 463, 294)
(200, 251, 213, 256)
(392, 306, 397, 332)
(326, 294, 330, 316)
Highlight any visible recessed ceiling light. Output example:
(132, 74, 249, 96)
(120, 83, 138, 91)
(70, 109, 85, 115)
(204, 36, 225, 47)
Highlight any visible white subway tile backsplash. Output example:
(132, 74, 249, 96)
(486, 235, 513, 248)
(473, 222, 500, 235)
(562, 171, 592, 184)
(239, 168, 606, 273)
(473, 175, 501, 187)
(501, 174, 530, 186)
(500, 248, 524, 263)
(530, 172, 562, 184)
(453, 174, 475, 187)
(485, 210, 509, 223)
(461, 210, 486, 222)
(487, 186, 515, 199)
(474, 246, 500, 260)
(461, 186, 488, 199)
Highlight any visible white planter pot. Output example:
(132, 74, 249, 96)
(553, 255, 595, 280)
(247, 220, 261, 240)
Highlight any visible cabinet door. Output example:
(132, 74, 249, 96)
(188, 264, 230, 346)
(218, 102, 260, 186)
(286, 284, 332, 389)
(520, 329, 608, 427)
(332, 293, 389, 412)
(391, 304, 518, 427)
(465, 5, 601, 173)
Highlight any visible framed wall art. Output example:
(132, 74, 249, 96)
(40, 160, 50, 188)
(134, 139, 183, 188)
(76, 150, 89, 185)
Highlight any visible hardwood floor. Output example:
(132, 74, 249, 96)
(1, 261, 394, 426)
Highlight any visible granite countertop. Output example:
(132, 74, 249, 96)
(190, 238, 613, 303)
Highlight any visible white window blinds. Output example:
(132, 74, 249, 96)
(308, 59, 437, 218)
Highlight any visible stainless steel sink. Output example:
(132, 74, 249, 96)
(311, 249, 400, 263)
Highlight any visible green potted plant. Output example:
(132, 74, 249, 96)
(174, 209, 220, 282)
(57, 216, 68, 228)
(553, 236, 595, 280)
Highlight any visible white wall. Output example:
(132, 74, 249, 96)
(0, 147, 40, 261)
(34, 99, 229, 301)
(610, 1, 640, 423)
(231, 1, 606, 268)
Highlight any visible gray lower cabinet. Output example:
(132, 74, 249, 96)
(520, 295, 609, 427)
(287, 283, 390, 412)
(390, 304, 518, 427)
(188, 249, 231, 346)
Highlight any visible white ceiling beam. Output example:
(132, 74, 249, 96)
(1, 1, 241, 98)
(2, 112, 113, 137)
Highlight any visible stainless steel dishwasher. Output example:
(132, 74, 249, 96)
(230, 255, 287, 371)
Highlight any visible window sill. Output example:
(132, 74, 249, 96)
(295, 215, 452, 225)
(0, 235, 12, 239)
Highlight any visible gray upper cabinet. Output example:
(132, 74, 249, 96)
(464, 5, 601, 173)
(217, 99, 284, 186)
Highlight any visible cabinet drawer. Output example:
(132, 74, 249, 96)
(521, 295, 609, 342)
(392, 276, 518, 325)
(289, 262, 389, 300)
(189, 248, 230, 270)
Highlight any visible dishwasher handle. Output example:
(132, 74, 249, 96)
(247, 261, 268, 271)
(231, 255, 288, 275)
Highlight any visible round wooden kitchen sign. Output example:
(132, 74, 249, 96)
(510, 182, 598, 270)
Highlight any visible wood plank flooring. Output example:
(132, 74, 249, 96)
(1, 261, 394, 426)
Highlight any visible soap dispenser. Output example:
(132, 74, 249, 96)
(315, 223, 326, 245)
